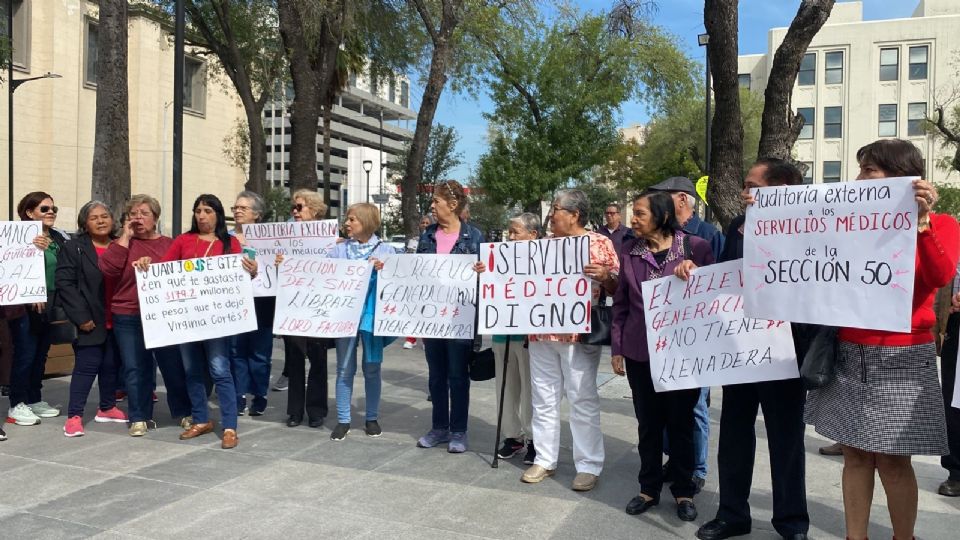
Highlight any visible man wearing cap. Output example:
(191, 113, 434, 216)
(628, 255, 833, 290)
(648, 175, 724, 493)
(598, 203, 634, 255)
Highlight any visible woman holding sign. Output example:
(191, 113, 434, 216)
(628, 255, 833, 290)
(414, 180, 484, 453)
(804, 139, 960, 540)
(137, 194, 257, 450)
(610, 190, 714, 521)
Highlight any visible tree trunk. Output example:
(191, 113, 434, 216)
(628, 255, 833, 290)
(278, 0, 320, 192)
(244, 103, 267, 195)
(91, 0, 131, 216)
(322, 105, 332, 207)
(703, 0, 742, 228)
(757, 0, 835, 160)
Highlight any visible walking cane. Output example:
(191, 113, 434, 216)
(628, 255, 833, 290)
(492, 337, 511, 468)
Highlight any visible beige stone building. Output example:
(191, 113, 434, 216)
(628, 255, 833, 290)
(739, 0, 960, 184)
(3, 0, 247, 232)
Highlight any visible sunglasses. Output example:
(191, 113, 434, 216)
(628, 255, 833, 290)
(291, 203, 304, 212)
(38, 205, 59, 214)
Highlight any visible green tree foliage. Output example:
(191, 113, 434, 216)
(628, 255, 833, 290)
(474, 8, 694, 212)
(263, 185, 291, 223)
(935, 183, 960, 220)
(466, 189, 510, 240)
(389, 123, 464, 216)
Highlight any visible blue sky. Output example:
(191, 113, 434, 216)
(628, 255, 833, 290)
(426, 0, 917, 183)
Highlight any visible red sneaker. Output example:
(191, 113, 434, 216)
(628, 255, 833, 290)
(64, 416, 84, 437)
(94, 407, 128, 423)
(115, 390, 127, 402)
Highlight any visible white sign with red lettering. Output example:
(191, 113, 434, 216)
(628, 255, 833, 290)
(0, 222, 47, 305)
(273, 257, 371, 338)
(242, 220, 339, 296)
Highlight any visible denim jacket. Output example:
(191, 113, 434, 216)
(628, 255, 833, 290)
(416, 221, 484, 255)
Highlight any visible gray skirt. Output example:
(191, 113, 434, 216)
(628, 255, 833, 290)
(804, 340, 948, 456)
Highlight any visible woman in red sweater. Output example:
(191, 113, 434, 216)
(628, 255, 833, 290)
(136, 194, 257, 449)
(805, 139, 959, 540)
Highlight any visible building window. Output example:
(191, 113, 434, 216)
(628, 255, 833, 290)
(84, 19, 99, 86)
(798, 108, 815, 140)
(1, 0, 30, 69)
(879, 47, 899, 81)
(909, 45, 928, 80)
(908, 102, 927, 136)
(825, 51, 843, 84)
(400, 80, 409, 108)
(348, 71, 357, 88)
(388, 79, 396, 102)
(823, 161, 842, 183)
(824, 106, 842, 139)
(798, 53, 815, 86)
(183, 56, 206, 115)
(738, 74, 751, 90)
(802, 162, 814, 184)
(369, 70, 379, 95)
(878, 104, 897, 137)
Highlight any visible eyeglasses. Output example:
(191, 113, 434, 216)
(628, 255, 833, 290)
(38, 205, 58, 214)
(291, 203, 304, 212)
(231, 205, 251, 212)
(128, 210, 153, 218)
(604, 211, 619, 215)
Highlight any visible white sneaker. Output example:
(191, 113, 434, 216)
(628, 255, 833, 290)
(7, 403, 41, 425)
(272, 375, 289, 392)
(28, 401, 61, 418)
(403, 341, 415, 350)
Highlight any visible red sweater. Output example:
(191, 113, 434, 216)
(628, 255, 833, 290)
(98, 236, 174, 316)
(161, 233, 241, 261)
(840, 212, 960, 346)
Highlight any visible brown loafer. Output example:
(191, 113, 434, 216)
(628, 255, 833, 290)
(179, 421, 214, 440)
(221, 429, 238, 449)
(819, 442, 843, 456)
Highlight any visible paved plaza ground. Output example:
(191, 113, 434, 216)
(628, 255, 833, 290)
(0, 341, 957, 539)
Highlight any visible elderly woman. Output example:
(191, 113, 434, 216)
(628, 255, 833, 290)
(610, 190, 714, 521)
(100, 195, 192, 437)
(415, 180, 484, 453)
(57, 201, 128, 437)
(6, 192, 68, 426)
(230, 191, 275, 416)
(805, 139, 959, 540)
(494, 213, 540, 463)
(327, 203, 397, 441)
(520, 189, 619, 492)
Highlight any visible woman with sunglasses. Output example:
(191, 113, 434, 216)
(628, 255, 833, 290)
(6, 192, 68, 426)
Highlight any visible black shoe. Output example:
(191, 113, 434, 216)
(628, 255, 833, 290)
(330, 423, 350, 440)
(677, 500, 697, 522)
(286, 415, 302, 427)
(522, 441, 536, 465)
(0, 426, 6, 441)
(782, 534, 808, 540)
(249, 407, 266, 417)
(308, 417, 324, 429)
(939, 478, 960, 497)
(497, 438, 525, 459)
(693, 476, 705, 494)
(364, 420, 382, 437)
(625, 495, 659, 515)
(0, 385, 9, 397)
(696, 518, 751, 540)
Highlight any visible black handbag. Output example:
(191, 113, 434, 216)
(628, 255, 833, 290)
(582, 289, 612, 346)
(468, 289, 496, 381)
(799, 326, 839, 390)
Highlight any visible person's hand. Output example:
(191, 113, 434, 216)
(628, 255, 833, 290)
(950, 292, 960, 313)
(584, 263, 610, 282)
(32, 302, 46, 313)
(241, 256, 258, 277)
(473, 261, 486, 273)
(370, 257, 385, 271)
(611, 355, 625, 376)
(133, 256, 152, 272)
(79, 320, 96, 332)
(274, 253, 285, 266)
(674, 260, 698, 281)
(32, 235, 50, 251)
(914, 179, 938, 224)
(741, 190, 756, 207)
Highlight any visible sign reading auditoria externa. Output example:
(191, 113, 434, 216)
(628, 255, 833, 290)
(478, 237, 592, 334)
(0, 221, 46, 305)
(642, 260, 798, 392)
(273, 257, 371, 339)
(375, 254, 477, 339)
(242, 220, 339, 296)
(743, 177, 917, 332)
(136, 255, 256, 348)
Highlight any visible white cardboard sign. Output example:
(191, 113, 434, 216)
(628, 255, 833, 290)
(273, 257, 371, 338)
(242, 220, 339, 296)
(0, 222, 46, 305)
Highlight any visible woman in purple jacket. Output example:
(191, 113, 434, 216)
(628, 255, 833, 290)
(611, 190, 715, 522)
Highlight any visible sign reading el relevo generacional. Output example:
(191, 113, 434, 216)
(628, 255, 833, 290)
(743, 177, 917, 332)
(375, 254, 477, 339)
(273, 257, 371, 339)
(0, 221, 46, 305)
(242, 220, 339, 296)
(479, 237, 592, 334)
(137, 255, 257, 348)
(642, 260, 798, 392)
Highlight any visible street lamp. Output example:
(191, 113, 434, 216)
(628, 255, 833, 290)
(8, 71, 62, 220)
(362, 159, 373, 203)
(698, 32, 712, 221)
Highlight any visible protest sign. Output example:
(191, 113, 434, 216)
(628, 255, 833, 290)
(743, 177, 917, 332)
(478, 236, 592, 334)
(0, 221, 46, 305)
(642, 260, 798, 392)
(242, 220, 339, 296)
(137, 255, 256, 348)
(375, 254, 477, 339)
(273, 257, 371, 338)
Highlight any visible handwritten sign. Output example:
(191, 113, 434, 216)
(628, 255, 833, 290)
(478, 237, 591, 334)
(642, 260, 799, 392)
(273, 257, 371, 338)
(0, 222, 46, 305)
(743, 177, 917, 332)
(375, 254, 477, 339)
(136, 255, 256, 348)
(242, 220, 339, 296)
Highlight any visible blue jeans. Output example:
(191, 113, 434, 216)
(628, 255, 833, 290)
(113, 314, 192, 423)
(692, 387, 710, 479)
(334, 334, 382, 424)
(8, 313, 52, 407)
(67, 334, 119, 417)
(181, 337, 238, 430)
(423, 338, 471, 433)
(230, 325, 273, 412)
